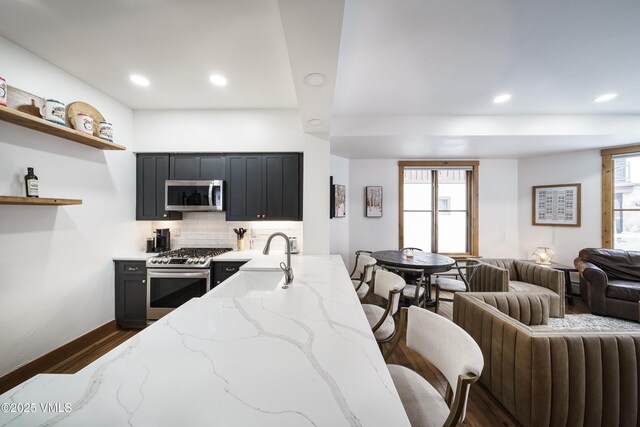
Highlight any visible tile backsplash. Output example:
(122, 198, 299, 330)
(150, 212, 303, 252)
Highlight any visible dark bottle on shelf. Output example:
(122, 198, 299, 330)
(25, 167, 39, 198)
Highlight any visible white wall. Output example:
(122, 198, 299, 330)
(518, 149, 601, 266)
(346, 159, 519, 267)
(478, 160, 520, 257)
(133, 110, 330, 255)
(0, 37, 140, 376)
(330, 155, 350, 263)
(348, 160, 398, 268)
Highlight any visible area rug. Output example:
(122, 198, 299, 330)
(547, 314, 640, 331)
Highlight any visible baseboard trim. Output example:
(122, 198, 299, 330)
(0, 320, 118, 394)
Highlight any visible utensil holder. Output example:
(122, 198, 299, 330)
(237, 238, 244, 251)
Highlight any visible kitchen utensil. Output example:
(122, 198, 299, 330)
(67, 101, 105, 136)
(0, 77, 7, 106)
(75, 112, 94, 134)
(233, 228, 247, 239)
(98, 121, 113, 141)
(40, 99, 65, 125)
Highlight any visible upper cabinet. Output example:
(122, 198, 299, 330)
(136, 154, 182, 221)
(135, 152, 302, 222)
(170, 155, 225, 180)
(226, 153, 303, 221)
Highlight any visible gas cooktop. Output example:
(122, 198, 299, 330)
(147, 247, 233, 268)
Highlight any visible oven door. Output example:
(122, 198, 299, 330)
(147, 269, 211, 319)
(165, 180, 223, 211)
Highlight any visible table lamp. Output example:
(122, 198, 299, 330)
(532, 247, 554, 264)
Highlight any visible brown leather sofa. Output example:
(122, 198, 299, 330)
(453, 292, 640, 427)
(468, 258, 565, 317)
(575, 248, 640, 321)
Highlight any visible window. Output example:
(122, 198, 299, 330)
(602, 146, 640, 249)
(399, 161, 478, 255)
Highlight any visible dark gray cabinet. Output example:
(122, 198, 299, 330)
(226, 153, 303, 221)
(170, 155, 225, 180)
(213, 261, 248, 287)
(136, 154, 182, 221)
(115, 261, 148, 329)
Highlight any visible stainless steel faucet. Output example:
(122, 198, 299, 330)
(263, 232, 294, 289)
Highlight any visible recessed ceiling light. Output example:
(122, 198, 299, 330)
(493, 93, 512, 104)
(209, 74, 228, 86)
(303, 73, 327, 87)
(129, 74, 150, 87)
(307, 119, 323, 126)
(594, 93, 618, 103)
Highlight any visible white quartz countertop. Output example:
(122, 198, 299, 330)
(210, 250, 264, 262)
(1, 255, 410, 427)
(112, 252, 155, 261)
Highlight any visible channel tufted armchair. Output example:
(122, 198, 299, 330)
(469, 258, 565, 317)
(454, 292, 640, 427)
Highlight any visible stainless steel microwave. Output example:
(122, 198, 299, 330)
(165, 180, 224, 211)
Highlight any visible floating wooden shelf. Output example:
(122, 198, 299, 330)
(0, 105, 126, 151)
(0, 196, 83, 206)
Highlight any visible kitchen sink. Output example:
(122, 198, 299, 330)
(208, 270, 285, 298)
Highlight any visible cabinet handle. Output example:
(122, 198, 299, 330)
(163, 213, 168, 218)
(142, 280, 146, 284)
(225, 267, 236, 272)
(216, 281, 221, 284)
(262, 214, 266, 218)
(256, 215, 260, 218)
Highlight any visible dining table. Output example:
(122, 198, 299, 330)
(371, 249, 456, 304)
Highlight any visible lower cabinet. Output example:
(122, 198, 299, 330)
(115, 261, 148, 329)
(212, 261, 248, 287)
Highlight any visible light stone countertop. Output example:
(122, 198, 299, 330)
(0, 255, 410, 427)
(112, 252, 155, 261)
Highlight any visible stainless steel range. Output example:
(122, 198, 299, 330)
(146, 247, 232, 319)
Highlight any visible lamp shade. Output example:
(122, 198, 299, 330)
(532, 247, 554, 264)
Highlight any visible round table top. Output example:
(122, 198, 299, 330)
(371, 250, 455, 273)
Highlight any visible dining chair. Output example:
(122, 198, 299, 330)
(361, 270, 406, 347)
(393, 266, 427, 307)
(349, 250, 373, 277)
(433, 259, 481, 313)
(350, 251, 376, 301)
(384, 306, 484, 427)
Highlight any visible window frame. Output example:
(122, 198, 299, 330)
(601, 144, 640, 248)
(398, 160, 479, 257)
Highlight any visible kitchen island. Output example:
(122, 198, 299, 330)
(0, 255, 410, 426)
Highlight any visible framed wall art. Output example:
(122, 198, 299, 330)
(365, 186, 383, 217)
(532, 183, 581, 226)
(330, 176, 346, 219)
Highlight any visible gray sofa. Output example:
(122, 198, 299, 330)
(469, 258, 565, 317)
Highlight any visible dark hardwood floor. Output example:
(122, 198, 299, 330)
(34, 293, 589, 426)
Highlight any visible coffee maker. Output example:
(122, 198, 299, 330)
(154, 228, 171, 252)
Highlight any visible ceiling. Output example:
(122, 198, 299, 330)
(0, 0, 298, 110)
(2, 0, 640, 157)
(334, 0, 640, 115)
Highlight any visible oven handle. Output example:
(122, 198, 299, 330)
(148, 270, 211, 278)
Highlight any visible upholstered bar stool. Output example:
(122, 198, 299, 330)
(350, 251, 376, 301)
(385, 306, 484, 427)
(361, 269, 406, 347)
